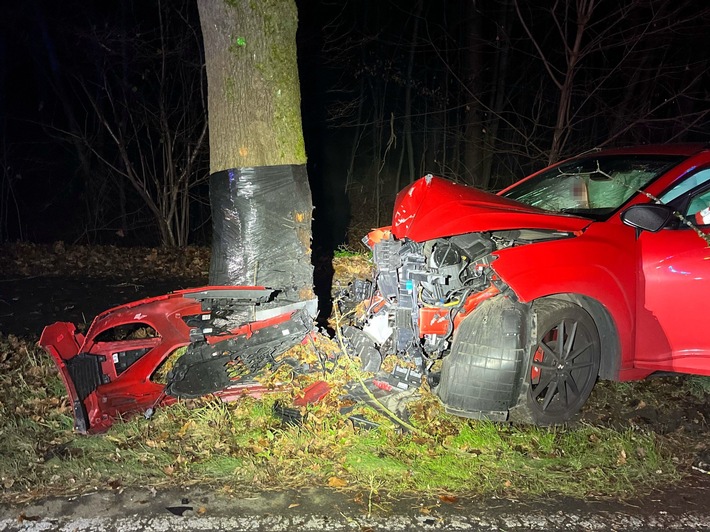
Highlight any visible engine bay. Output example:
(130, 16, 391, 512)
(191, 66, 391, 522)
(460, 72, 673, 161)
(340, 230, 508, 377)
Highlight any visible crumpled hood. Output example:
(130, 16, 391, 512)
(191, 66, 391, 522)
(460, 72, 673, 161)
(391, 175, 591, 241)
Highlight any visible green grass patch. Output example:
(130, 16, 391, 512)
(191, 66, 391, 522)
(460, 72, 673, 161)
(0, 334, 689, 503)
(333, 246, 370, 259)
(337, 420, 672, 497)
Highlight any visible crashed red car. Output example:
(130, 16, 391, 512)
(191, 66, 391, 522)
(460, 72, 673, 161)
(345, 143, 710, 424)
(41, 143, 710, 432)
(40, 287, 314, 433)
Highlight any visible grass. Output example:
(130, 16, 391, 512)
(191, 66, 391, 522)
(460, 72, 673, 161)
(684, 376, 710, 399)
(0, 332, 700, 504)
(333, 245, 367, 258)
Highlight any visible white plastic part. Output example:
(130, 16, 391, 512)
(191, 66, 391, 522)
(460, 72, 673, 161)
(362, 313, 393, 345)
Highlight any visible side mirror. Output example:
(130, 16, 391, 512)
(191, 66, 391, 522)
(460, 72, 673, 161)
(621, 204, 673, 233)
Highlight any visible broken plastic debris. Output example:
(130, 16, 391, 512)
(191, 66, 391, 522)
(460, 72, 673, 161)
(362, 313, 393, 345)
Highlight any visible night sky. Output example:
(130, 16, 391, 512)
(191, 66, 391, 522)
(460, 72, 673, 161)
(1, 0, 708, 247)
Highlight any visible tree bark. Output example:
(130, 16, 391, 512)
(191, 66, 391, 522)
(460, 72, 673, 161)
(197, 0, 306, 172)
(198, 0, 314, 304)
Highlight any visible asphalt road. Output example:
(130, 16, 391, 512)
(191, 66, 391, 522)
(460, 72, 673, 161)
(2, 483, 710, 532)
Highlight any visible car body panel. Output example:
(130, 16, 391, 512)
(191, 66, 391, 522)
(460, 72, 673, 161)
(633, 224, 710, 376)
(489, 220, 640, 374)
(40, 286, 311, 433)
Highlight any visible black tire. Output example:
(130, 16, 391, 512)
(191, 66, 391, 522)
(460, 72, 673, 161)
(509, 299, 601, 425)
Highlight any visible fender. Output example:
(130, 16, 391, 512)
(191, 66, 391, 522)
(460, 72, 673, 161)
(490, 222, 638, 375)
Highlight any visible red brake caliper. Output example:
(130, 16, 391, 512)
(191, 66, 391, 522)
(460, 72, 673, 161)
(531, 348, 544, 383)
(531, 329, 558, 384)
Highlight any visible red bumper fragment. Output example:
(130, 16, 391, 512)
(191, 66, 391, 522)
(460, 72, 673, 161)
(39, 286, 315, 434)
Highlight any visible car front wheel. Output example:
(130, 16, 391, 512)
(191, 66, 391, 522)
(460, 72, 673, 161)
(510, 299, 601, 425)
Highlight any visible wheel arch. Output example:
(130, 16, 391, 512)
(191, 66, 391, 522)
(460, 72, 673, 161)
(538, 293, 621, 381)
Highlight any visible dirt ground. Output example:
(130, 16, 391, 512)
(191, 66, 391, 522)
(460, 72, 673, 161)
(0, 275, 205, 336)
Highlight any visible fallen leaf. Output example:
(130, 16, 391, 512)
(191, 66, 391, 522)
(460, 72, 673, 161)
(617, 449, 627, 465)
(177, 420, 195, 438)
(438, 494, 459, 504)
(288, 503, 300, 509)
(327, 476, 348, 488)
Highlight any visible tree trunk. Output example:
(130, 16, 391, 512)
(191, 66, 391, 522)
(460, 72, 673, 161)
(479, 0, 513, 190)
(197, 0, 306, 171)
(402, 0, 422, 185)
(198, 0, 314, 304)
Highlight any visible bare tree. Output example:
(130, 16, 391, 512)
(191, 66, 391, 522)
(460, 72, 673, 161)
(0, 141, 22, 242)
(514, 0, 710, 163)
(72, 1, 209, 247)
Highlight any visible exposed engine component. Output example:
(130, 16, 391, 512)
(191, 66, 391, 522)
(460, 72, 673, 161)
(342, 231, 500, 374)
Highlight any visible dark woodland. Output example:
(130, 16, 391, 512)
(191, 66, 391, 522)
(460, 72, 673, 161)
(1, 0, 708, 249)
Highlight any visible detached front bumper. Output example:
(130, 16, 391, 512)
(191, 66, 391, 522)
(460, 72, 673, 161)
(39, 286, 316, 434)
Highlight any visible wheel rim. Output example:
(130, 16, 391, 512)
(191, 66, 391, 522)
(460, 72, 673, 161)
(529, 316, 597, 415)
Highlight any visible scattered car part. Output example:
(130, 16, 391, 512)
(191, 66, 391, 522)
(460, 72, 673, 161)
(165, 308, 313, 398)
(40, 286, 315, 433)
(272, 380, 333, 426)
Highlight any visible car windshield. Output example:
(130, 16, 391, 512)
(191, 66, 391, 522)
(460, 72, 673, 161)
(502, 155, 683, 220)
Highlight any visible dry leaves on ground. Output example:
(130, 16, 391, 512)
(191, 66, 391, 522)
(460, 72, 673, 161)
(0, 242, 210, 280)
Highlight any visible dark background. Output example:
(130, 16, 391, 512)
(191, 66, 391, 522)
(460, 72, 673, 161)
(1, 0, 708, 251)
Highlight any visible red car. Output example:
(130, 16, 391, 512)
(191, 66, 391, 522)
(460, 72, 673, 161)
(347, 143, 710, 424)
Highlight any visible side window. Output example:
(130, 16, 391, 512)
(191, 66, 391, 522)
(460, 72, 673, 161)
(659, 168, 710, 205)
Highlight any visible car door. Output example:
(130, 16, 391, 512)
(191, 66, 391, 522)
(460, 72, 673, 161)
(633, 169, 710, 375)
